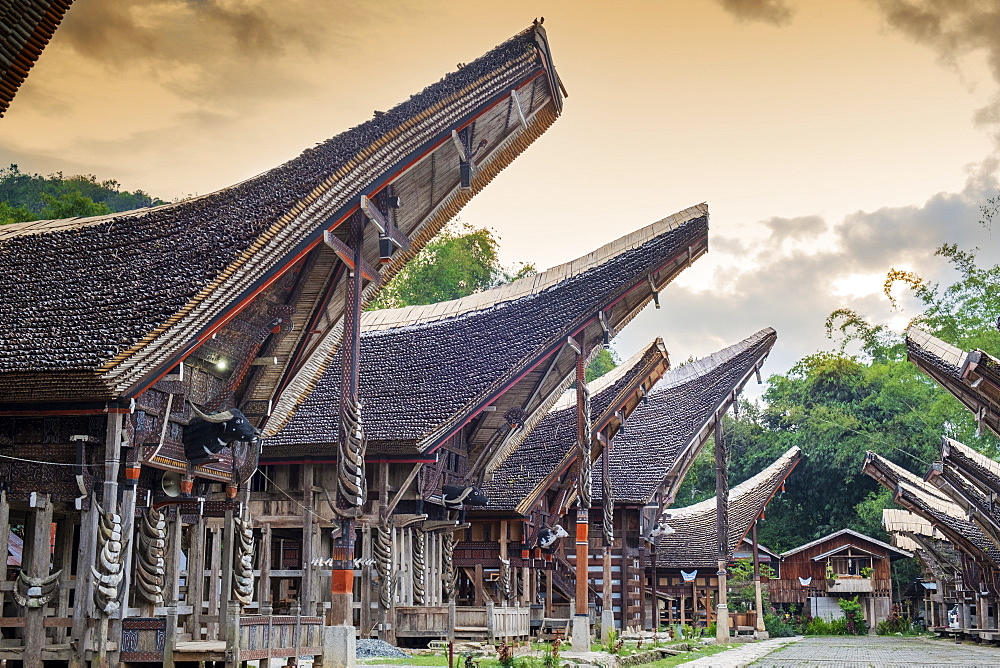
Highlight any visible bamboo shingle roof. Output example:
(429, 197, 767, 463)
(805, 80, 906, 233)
(883, 510, 962, 583)
(0, 0, 73, 117)
(595, 327, 777, 505)
(481, 338, 671, 513)
(0, 23, 565, 420)
(265, 205, 708, 458)
(907, 326, 1000, 439)
(863, 451, 1000, 567)
(655, 445, 801, 569)
(941, 436, 1000, 496)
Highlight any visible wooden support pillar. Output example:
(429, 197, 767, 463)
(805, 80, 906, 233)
(302, 464, 316, 616)
(259, 523, 273, 615)
(714, 418, 729, 641)
(359, 525, 372, 634)
(474, 564, 484, 606)
(680, 594, 686, 627)
(72, 497, 97, 668)
(499, 521, 509, 606)
(0, 490, 10, 634)
(163, 607, 178, 668)
(545, 569, 553, 617)
(54, 516, 74, 643)
(24, 495, 53, 660)
(187, 516, 206, 640)
(221, 507, 235, 615)
(111, 474, 139, 667)
(652, 562, 659, 632)
(224, 600, 241, 666)
(96, 412, 123, 668)
(328, 212, 365, 651)
(208, 525, 222, 639)
(572, 340, 591, 651)
(164, 508, 183, 606)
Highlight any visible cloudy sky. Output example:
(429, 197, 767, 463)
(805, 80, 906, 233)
(4, 0, 1000, 388)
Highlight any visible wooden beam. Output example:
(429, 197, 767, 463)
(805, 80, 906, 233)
(385, 463, 423, 518)
(510, 90, 529, 130)
(322, 231, 381, 285)
(360, 196, 411, 252)
(450, 130, 469, 161)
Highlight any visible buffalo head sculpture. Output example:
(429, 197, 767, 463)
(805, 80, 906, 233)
(441, 485, 489, 507)
(183, 403, 260, 463)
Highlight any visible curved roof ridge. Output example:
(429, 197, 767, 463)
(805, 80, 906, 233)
(943, 437, 1000, 484)
(656, 445, 801, 568)
(654, 327, 776, 393)
(898, 480, 966, 519)
(362, 204, 708, 332)
(864, 451, 952, 502)
(549, 338, 668, 413)
(906, 326, 968, 371)
(669, 445, 800, 519)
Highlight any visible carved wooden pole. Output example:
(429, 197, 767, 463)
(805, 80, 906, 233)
(326, 211, 366, 667)
(601, 433, 614, 642)
(333, 212, 366, 617)
(715, 418, 730, 641)
(572, 337, 592, 651)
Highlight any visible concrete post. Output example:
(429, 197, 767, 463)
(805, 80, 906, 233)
(752, 521, 768, 638)
(321, 624, 357, 668)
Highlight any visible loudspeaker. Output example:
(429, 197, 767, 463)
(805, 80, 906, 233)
(161, 471, 182, 498)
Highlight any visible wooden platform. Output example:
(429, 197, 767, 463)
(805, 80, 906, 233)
(173, 640, 227, 661)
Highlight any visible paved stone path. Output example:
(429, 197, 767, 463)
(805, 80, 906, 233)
(679, 636, 799, 667)
(745, 635, 1000, 667)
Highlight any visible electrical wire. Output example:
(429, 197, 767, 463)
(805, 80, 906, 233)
(0, 452, 102, 467)
(255, 467, 338, 523)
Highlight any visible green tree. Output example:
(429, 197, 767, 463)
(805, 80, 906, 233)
(0, 164, 164, 216)
(369, 222, 534, 309)
(586, 348, 619, 382)
(720, 242, 1000, 555)
(38, 191, 112, 219)
(0, 201, 35, 226)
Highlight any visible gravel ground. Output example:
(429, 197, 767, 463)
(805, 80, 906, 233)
(357, 639, 411, 659)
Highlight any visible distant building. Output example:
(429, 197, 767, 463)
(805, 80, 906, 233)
(769, 528, 911, 627)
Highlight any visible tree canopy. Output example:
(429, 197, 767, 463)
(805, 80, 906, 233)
(678, 242, 1000, 558)
(0, 164, 165, 225)
(368, 221, 534, 309)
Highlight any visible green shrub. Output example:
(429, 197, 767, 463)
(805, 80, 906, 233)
(541, 639, 562, 668)
(764, 612, 796, 637)
(829, 617, 849, 635)
(876, 604, 913, 635)
(706, 622, 717, 638)
(803, 616, 831, 635)
(838, 597, 869, 635)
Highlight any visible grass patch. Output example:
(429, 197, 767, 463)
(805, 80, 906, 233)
(634, 643, 738, 667)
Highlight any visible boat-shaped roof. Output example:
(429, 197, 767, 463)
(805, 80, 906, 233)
(1, 1, 74, 117)
(482, 338, 671, 513)
(0, 23, 565, 420)
(596, 327, 777, 505)
(655, 446, 801, 569)
(265, 205, 708, 457)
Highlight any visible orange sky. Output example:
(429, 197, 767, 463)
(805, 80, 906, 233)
(3, 0, 999, 382)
